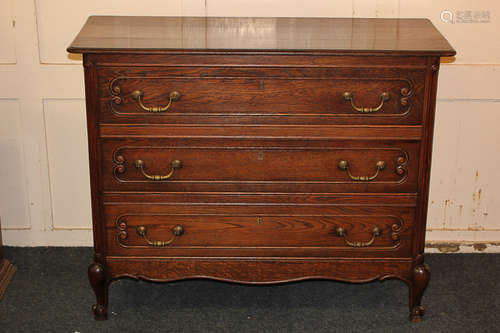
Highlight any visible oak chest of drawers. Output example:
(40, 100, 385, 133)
(68, 16, 455, 322)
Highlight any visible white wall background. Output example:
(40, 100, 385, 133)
(1, 0, 499, 251)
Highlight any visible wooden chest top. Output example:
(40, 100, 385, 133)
(67, 16, 455, 56)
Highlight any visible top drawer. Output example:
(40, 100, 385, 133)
(98, 67, 426, 125)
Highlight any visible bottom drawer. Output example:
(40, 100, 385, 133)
(104, 204, 415, 258)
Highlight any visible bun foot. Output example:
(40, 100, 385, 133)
(89, 262, 109, 320)
(410, 305, 426, 322)
(92, 304, 108, 321)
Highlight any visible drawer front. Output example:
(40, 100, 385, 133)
(104, 138, 419, 193)
(104, 204, 415, 257)
(98, 67, 426, 125)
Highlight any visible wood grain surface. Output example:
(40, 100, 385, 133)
(104, 137, 417, 193)
(100, 66, 425, 125)
(68, 16, 455, 56)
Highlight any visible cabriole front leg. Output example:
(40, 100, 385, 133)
(409, 264, 430, 322)
(88, 262, 109, 320)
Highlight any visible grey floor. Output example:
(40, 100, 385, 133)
(1, 247, 498, 332)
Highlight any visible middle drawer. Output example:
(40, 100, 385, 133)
(104, 138, 419, 193)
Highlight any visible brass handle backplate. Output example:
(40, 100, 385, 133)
(131, 90, 181, 112)
(338, 160, 386, 181)
(136, 225, 184, 247)
(335, 226, 381, 247)
(343, 91, 390, 113)
(134, 159, 182, 181)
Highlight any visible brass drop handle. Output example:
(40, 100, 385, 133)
(338, 160, 386, 181)
(343, 91, 390, 113)
(131, 90, 181, 112)
(335, 226, 381, 247)
(134, 159, 182, 181)
(136, 225, 184, 247)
